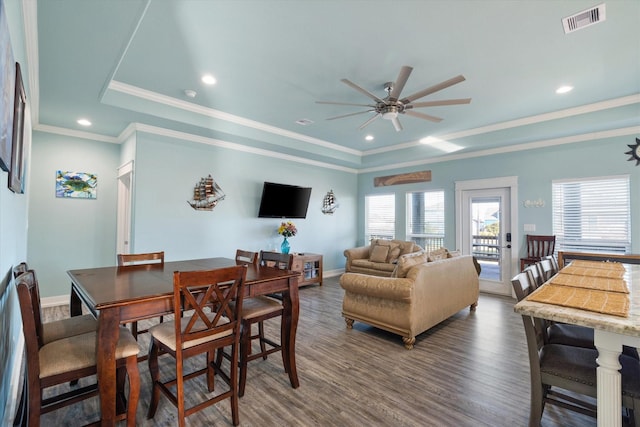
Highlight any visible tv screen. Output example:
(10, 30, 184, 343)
(258, 182, 312, 219)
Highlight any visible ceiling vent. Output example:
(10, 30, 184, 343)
(562, 3, 606, 34)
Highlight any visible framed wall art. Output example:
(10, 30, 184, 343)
(0, 0, 15, 172)
(8, 62, 25, 193)
(56, 171, 98, 199)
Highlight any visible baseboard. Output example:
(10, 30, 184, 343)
(324, 269, 344, 278)
(41, 294, 68, 308)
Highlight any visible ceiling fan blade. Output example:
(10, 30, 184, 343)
(388, 66, 413, 100)
(391, 117, 403, 132)
(404, 110, 443, 123)
(341, 78, 386, 104)
(326, 110, 374, 121)
(358, 113, 381, 130)
(400, 75, 466, 104)
(409, 98, 472, 108)
(316, 101, 375, 107)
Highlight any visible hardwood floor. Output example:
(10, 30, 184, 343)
(38, 275, 601, 426)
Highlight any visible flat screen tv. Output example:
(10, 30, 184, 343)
(258, 182, 312, 219)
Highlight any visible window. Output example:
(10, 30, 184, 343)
(365, 194, 395, 242)
(406, 190, 445, 251)
(552, 175, 630, 254)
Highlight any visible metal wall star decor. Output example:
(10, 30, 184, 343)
(625, 138, 640, 166)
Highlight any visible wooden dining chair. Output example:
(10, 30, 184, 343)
(235, 249, 258, 265)
(511, 272, 640, 426)
(16, 270, 141, 427)
(146, 265, 248, 427)
(13, 263, 97, 345)
(523, 263, 544, 288)
(117, 251, 166, 339)
(520, 234, 556, 271)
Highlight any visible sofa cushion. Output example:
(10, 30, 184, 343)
(351, 259, 397, 273)
(387, 246, 402, 263)
(393, 251, 429, 278)
(369, 244, 390, 263)
(428, 247, 449, 262)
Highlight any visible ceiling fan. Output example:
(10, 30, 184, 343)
(317, 66, 471, 132)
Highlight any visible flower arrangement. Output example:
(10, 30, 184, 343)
(278, 221, 297, 238)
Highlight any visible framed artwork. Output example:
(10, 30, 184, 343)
(9, 62, 25, 193)
(0, 0, 15, 172)
(56, 171, 98, 199)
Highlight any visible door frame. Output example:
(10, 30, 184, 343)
(455, 176, 519, 295)
(116, 161, 134, 257)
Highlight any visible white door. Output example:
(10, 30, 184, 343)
(456, 177, 518, 295)
(116, 161, 133, 256)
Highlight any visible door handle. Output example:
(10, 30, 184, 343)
(503, 244, 511, 249)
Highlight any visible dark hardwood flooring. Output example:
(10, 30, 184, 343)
(38, 275, 600, 426)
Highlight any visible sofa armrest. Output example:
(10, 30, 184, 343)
(343, 246, 371, 272)
(340, 273, 413, 302)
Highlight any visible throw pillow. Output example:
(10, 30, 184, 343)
(369, 244, 390, 263)
(387, 245, 402, 263)
(428, 247, 449, 262)
(395, 251, 429, 278)
(398, 242, 416, 256)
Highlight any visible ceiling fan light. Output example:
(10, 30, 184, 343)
(382, 111, 398, 120)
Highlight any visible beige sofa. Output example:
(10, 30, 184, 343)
(343, 239, 423, 277)
(340, 254, 480, 349)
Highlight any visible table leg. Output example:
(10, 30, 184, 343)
(594, 329, 623, 427)
(97, 308, 120, 426)
(282, 276, 299, 388)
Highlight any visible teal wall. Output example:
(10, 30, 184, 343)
(132, 133, 358, 270)
(0, 0, 29, 423)
(27, 133, 120, 297)
(356, 135, 640, 257)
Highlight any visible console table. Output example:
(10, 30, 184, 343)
(291, 253, 323, 287)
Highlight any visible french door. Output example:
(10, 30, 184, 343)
(455, 177, 518, 295)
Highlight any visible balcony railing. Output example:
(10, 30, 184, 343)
(472, 235, 500, 261)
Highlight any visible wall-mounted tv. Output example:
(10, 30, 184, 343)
(258, 182, 312, 219)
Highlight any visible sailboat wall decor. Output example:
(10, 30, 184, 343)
(188, 174, 225, 211)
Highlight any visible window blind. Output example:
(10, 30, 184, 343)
(406, 191, 445, 251)
(552, 175, 630, 254)
(365, 194, 395, 242)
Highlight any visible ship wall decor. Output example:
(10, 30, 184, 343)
(321, 189, 339, 215)
(188, 175, 225, 211)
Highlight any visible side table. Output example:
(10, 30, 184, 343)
(291, 253, 323, 287)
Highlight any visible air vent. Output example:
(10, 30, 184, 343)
(562, 3, 606, 34)
(295, 118, 314, 126)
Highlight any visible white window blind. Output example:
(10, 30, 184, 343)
(406, 190, 445, 251)
(552, 175, 630, 254)
(365, 194, 395, 242)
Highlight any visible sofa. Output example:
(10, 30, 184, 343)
(340, 254, 480, 349)
(343, 239, 423, 277)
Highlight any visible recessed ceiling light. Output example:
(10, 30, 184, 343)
(201, 74, 217, 85)
(365, 135, 374, 141)
(77, 118, 92, 126)
(184, 89, 197, 98)
(556, 85, 574, 94)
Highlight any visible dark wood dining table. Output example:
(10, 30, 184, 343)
(67, 257, 300, 426)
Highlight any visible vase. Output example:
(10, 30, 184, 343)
(281, 237, 290, 254)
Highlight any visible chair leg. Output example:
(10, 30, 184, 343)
(146, 340, 160, 419)
(230, 341, 240, 426)
(206, 351, 215, 392)
(125, 355, 140, 427)
(131, 321, 138, 340)
(258, 321, 268, 360)
(239, 320, 251, 398)
(176, 354, 185, 427)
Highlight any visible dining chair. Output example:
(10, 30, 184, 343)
(15, 270, 141, 427)
(523, 263, 544, 288)
(235, 249, 258, 265)
(511, 272, 640, 426)
(117, 251, 166, 339)
(542, 255, 559, 276)
(520, 234, 556, 271)
(146, 265, 248, 427)
(13, 263, 97, 345)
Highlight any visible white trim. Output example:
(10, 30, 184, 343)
(324, 269, 344, 278)
(552, 173, 630, 184)
(41, 295, 69, 308)
(358, 126, 640, 174)
(108, 80, 362, 156)
(33, 123, 120, 143)
(1, 333, 24, 427)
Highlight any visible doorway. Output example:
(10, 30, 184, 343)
(455, 177, 518, 295)
(116, 161, 133, 257)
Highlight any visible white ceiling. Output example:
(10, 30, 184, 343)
(29, 0, 640, 170)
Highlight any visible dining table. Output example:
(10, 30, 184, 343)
(67, 257, 300, 426)
(514, 254, 640, 427)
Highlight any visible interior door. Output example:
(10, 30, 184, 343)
(116, 161, 133, 256)
(456, 177, 518, 296)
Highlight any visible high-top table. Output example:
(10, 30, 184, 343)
(514, 258, 640, 427)
(68, 257, 300, 426)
